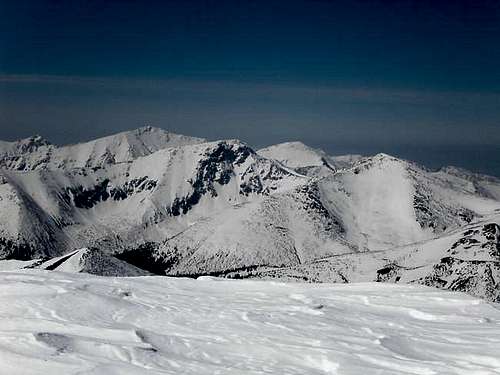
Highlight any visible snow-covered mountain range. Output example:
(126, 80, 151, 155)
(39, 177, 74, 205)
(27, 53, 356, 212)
(1, 126, 499, 301)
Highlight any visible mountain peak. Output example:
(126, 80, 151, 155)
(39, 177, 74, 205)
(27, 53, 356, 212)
(258, 141, 329, 169)
(257, 141, 365, 176)
(354, 152, 404, 167)
(277, 141, 312, 149)
(261, 141, 319, 153)
(28, 134, 50, 144)
(138, 125, 154, 132)
(0, 127, 206, 171)
(373, 152, 398, 160)
(22, 134, 51, 145)
(0, 134, 52, 155)
(132, 125, 163, 135)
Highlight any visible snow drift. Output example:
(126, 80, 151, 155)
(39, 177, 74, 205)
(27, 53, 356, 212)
(0, 270, 499, 375)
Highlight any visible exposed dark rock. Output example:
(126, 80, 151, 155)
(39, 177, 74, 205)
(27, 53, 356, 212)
(109, 177, 158, 201)
(115, 242, 167, 275)
(414, 224, 500, 302)
(168, 142, 252, 216)
(65, 179, 111, 209)
(169, 264, 263, 279)
(413, 187, 475, 232)
(239, 163, 287, 196)
(0, 237, 37, 260)
(376, 263, 399, 282)
(63, 177, 158, 209)
(418, 257, 500, 302)
(297, 183, 345, 234)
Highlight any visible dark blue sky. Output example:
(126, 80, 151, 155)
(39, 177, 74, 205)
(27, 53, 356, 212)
(1, 0, 499, 175)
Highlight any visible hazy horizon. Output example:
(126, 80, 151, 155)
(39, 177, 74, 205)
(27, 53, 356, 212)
(0, 122, 498, 178)
(1, 1, 499, 176)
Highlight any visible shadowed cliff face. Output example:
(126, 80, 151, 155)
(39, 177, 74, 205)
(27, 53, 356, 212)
(168, 142, 252, 216)
(62, 177, 158, 209)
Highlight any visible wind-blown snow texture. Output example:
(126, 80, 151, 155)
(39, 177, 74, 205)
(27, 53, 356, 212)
(1, 127, 500, 301)
(1, 270, 500, 375)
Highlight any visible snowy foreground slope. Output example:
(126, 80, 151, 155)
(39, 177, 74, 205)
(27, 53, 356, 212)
(1, 270, 500, 375)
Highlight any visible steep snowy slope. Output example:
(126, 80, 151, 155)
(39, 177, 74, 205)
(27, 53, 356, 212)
(257, 146, 500, 244)
(315, 153, 500, 250)
(29, 248, 150, 276)
(1, 270, 499, 375)
(0, 139, 306, 260)
(157, 184, 350, 276)
(0, 126, 205, 171)
(0, 170, 74, 259)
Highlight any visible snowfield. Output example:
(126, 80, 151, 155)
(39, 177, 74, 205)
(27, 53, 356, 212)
(1, 270, 499, 375)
